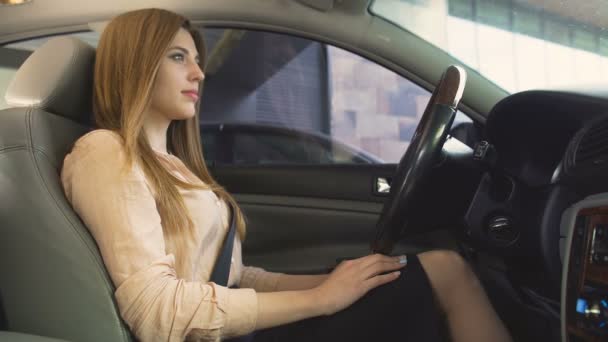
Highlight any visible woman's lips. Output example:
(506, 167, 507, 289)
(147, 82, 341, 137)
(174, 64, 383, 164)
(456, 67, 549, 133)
(182, 91, 199, 101)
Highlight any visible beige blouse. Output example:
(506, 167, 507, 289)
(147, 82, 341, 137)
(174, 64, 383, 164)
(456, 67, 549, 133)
(61, 129, 283, 342)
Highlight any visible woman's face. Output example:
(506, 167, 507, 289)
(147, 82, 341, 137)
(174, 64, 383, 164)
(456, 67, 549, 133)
(149, 28, 204, 121)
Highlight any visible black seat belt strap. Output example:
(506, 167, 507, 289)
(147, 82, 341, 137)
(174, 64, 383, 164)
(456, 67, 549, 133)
(209, 202, 237, 287)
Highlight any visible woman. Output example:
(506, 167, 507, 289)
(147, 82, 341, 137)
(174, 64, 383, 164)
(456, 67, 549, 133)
(61, 8, 513, 342)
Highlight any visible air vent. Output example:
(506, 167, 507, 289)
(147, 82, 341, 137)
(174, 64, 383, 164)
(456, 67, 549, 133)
(575, 118, 608, 166)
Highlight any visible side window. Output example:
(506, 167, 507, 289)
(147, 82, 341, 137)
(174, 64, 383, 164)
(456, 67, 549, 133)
(232, 131, 320, 165)
(200, 29, 471, 165)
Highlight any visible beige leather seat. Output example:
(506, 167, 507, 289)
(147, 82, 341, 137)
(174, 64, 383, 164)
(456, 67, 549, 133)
(0, 37, 132, 342)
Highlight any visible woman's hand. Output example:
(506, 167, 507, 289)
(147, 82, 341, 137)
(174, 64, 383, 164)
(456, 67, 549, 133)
(255, 254, 407, 330)
(312, 254, 408, 316)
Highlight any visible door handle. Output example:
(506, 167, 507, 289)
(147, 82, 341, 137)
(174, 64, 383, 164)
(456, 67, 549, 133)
(375, 177, 391, 195)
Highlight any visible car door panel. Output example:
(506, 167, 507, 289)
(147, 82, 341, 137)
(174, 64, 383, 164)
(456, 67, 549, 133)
(235, 194, 434, 273)
(212, 164, 396, 203)
(211, 165, 454, 274)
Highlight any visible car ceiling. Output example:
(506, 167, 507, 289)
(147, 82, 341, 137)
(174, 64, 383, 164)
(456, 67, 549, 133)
(0, 0, 507, 117)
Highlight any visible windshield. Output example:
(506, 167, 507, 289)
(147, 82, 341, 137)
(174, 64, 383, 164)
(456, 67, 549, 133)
(370, 0, 608, 93)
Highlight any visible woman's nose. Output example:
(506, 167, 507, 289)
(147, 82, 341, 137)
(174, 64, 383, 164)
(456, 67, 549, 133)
(190, 62, 205, 82)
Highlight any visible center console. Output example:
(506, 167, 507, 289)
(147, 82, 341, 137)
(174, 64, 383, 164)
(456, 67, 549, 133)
(562, 197, 608, 341)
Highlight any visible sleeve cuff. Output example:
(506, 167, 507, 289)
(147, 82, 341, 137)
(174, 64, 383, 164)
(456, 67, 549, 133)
(240, 266, 284, 292)
(215, 285, 258, 338)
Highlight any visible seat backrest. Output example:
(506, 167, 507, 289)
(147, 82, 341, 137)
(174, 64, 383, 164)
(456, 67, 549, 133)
(0, 37, 132, 342)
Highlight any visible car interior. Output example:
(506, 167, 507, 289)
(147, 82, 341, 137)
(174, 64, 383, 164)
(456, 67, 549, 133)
(1, 1, 608, 342)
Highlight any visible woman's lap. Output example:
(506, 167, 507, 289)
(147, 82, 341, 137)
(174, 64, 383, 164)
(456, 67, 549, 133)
(250, 253, 448, 342)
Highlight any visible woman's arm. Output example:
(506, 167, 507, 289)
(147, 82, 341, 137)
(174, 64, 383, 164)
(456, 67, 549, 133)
(275, 274, 328, 291)
(240, 265, 328, 292)
(256, 254, 406, 330)
(254, 289, 321, 329)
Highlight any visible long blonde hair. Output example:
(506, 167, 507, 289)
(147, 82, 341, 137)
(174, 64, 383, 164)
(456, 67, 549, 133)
(93, 8, 246, 277)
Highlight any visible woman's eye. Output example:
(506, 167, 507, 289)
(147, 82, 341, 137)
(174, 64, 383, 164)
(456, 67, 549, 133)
(170, 53, 185, 62)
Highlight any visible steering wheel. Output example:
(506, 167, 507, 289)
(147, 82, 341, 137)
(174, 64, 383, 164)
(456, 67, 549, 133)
(371, 65, 467, 254)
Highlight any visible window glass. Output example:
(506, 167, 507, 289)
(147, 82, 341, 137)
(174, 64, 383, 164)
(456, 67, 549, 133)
(449, 0, 474, 20)
(328, 45, 429, 162)
(477, 0, 510, 30)
(233, 132, 325, 165)
(513, 6, 541, 37)
(200, 29, 471, 165)
(371, 0, 608, 92)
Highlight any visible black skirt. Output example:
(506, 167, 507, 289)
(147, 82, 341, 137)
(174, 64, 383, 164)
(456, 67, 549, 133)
(244, 253, 449, 342)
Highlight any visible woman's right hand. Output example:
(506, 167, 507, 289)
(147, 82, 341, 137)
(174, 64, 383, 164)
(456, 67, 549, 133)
(312, 253, 408, 316)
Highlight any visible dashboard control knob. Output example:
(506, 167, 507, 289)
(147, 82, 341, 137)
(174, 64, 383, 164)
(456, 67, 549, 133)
(486, 215, 518, 243)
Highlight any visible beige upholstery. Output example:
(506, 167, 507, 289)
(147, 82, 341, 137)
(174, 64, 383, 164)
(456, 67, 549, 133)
(5, 37, 95, 124)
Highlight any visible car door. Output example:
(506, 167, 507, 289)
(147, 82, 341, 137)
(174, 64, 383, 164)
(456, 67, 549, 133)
(200, 28, 475, 274)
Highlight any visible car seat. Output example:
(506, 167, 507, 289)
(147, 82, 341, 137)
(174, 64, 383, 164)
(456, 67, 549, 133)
(0, 36, 132, 342)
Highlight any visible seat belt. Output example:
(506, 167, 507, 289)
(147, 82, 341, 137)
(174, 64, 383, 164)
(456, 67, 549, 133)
(209, 202, 237, 287)
(209, 204, 258, 342)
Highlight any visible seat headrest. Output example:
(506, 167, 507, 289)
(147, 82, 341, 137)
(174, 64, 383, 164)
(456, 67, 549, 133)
(4, 37, 95, 124)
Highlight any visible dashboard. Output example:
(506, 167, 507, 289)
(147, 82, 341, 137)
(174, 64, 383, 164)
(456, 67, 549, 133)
(462, 90, 608, 340)
(561, 199, 608, 341)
